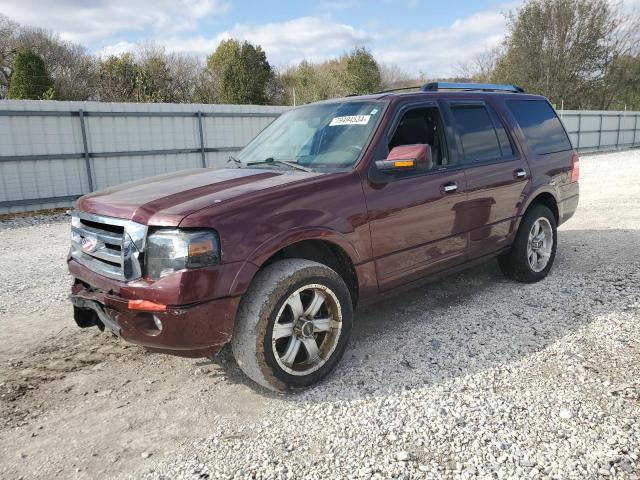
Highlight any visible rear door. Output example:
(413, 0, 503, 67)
(445, 99, 530, 258)
(363, 102, 468, 290)
(504, 99, 577, 223)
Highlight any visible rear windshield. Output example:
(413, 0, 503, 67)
(507, 100, 572, 155)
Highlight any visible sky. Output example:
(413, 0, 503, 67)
(0, 0, 637, 77)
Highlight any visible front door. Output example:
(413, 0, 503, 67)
(363, 104, 469, 291)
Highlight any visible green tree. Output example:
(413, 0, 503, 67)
(277, 47, 384, 105)
(280, 59, 349, 104)
(206, 39, 273, 104)
(135, 52, 172, 102)
(602, 54, 640, 110)
(98, 53, 138, 102)
(343, 47, 381, 95)
(492, 0, 637, 109)
(7, 49, 53, 99)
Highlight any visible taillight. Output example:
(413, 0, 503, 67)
(571, 153, 580, 182)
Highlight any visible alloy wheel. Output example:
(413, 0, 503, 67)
(271, 284, 343, 376)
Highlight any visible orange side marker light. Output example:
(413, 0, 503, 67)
(128, 299, 167, 312)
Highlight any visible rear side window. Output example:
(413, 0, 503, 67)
(507, 100, 572, 155)
(450, 104, 513, 163)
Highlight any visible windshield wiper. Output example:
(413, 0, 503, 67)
(246, 157, 312, 172)
(227, 155, 241, 167)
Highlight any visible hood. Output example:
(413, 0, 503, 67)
(76, 167, 325, 226)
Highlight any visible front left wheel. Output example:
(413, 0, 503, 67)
(231, 259, 353, 391)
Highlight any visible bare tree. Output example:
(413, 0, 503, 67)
(136, 44, 204, 103)
(379, 63, 419, 90)
(0, 14, 19, 98)
(193, 68, 219, 104)
(165, 52, 203, 103)
(455, 48, 502, 82)
(4, 24, 99, 100)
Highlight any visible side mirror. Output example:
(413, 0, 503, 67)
(375, 144, 432, 172)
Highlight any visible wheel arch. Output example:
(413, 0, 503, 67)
(523, 190, 560, 224)
(230, 229, 361, 307)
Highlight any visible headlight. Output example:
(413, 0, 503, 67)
(144, 229, 220, 280)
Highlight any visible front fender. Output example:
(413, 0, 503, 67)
(250, 226, 362, 266)
(227, 227, 362, 297)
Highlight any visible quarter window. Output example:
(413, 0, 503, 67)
(450, 105, 512, 163)
(507, 100, 572, 155)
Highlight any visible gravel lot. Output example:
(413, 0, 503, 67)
(1, 150, 639, 480)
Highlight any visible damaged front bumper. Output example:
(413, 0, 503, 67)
(70, 281, 240, 358)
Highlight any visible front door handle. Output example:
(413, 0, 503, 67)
(515, 168, 527, 179)
(442, 182, 458, 194)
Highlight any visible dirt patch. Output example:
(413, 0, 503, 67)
(1, 330, 132, 429)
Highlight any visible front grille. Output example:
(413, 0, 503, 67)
(70, 211, 147, 281)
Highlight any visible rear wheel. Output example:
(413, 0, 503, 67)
(498, 204, 557, 283)
(231, 259, 353, 391)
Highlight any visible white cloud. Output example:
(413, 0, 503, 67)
(216, 16, 373, 64)
(96, 41, 138, 58)
(0, 0, 231, 44)
(375, 8, 509, 77)
(152, 16, 373, 65)
(157, 8, 510, 76)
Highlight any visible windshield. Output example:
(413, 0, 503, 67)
(237, 101, 384, 170)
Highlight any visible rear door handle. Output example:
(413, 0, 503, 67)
(515, 168, 527, 179)
(442, 182, 458, 194)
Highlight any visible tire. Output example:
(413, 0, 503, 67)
(231, 259, 353, 392)
(498, 204, 558, 283)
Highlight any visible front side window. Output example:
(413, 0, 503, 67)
(450, 104, 510, 163)
(387, 106, 448, 172)
(507, 100, 572, 155)
(238, 101, 384, 171)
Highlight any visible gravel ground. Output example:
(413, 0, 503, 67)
(1, 150, 639, 480)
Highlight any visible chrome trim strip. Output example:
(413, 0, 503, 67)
(74, 210, 133, 228)
(87, 246, 122, 264)
(70, 246, 123, 280)
(71, 225, 122, 245)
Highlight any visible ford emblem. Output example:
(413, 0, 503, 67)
(81, 235, 99, 253)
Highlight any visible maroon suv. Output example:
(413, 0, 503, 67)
(68, 82, 579, 391)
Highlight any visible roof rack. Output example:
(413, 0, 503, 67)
(345, 85, 423, 97)
(421, 82, 525, 93)
(370, 85, 423, 95)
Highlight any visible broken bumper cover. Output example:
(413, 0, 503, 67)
(70, 282, 241, 358)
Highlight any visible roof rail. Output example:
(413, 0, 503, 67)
(370, 85, 423, 95)
(421, 82, 525, 93)
(344, 85, 423, 97)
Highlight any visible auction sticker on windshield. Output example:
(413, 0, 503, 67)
(329, 115, 371, 126)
